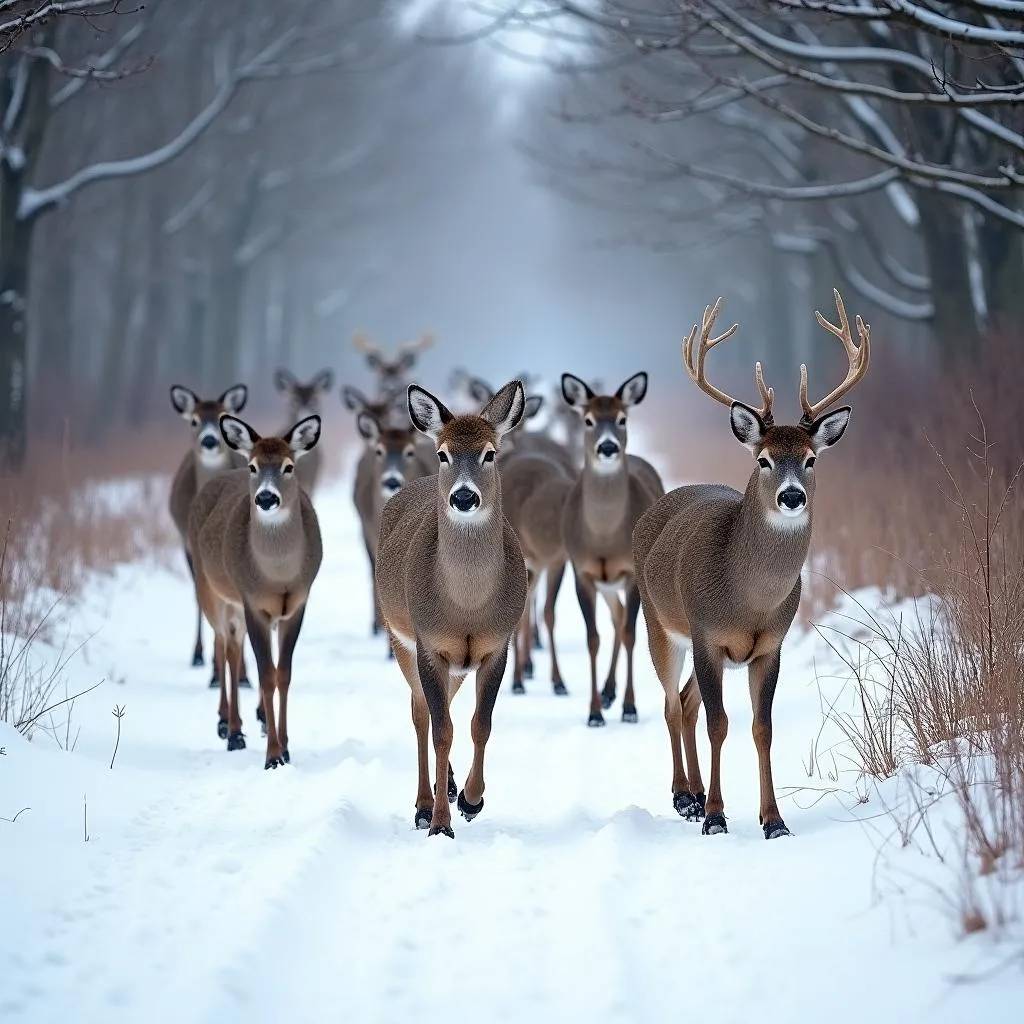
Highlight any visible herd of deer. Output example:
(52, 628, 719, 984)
(167, 290, 871, 841)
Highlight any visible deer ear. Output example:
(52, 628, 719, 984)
(807, 406, 851, 450)
(219, 384, 248, 413)
(273, 369, 294, 393)
(560, 373, 593, 411)
(312, 368, 334, 392)
(408, 385, 452, 441)
(397, 351, 418, 373)
(356, 411, 380, 444)
(481, 380, 526, 437)
(170, 385, 198, 417)
(341, 385, 366, 412)
(468, 378, 494, 405)
(524, 395, 544, 419)
(220, 414, 259, 453)
(730, 402, 766, 452)
(365, 353, 382, 372)
(615, 371, 648, 407)
(285, 415, 321, 456)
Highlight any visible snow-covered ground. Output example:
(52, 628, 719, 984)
(2, 471, 1022, 1023)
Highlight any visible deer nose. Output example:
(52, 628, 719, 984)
(200, 434, 219, 450)
(596, 438, 620, 458)
(777, 486, 806, 512)
(382, 475, 403, 492)
(449, 486, 480, 513)
(254, 489, 281, 512)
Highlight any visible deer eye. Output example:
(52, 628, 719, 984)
(482, 449, 496, 464)
(616, 415, 627, 427)
(249, 462, 258, 475)
(404, 447, 415, 459)
(375, 445, 386, 458)
(437, 450, 450, 464)
(757, 456, 772, 470)
(805, 455, 816, 469)
(584, 415, 596, 428)
(283, 464, 294, 475)
(191, 416, 200, 428)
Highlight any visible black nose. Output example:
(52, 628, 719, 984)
(596, 439, 620, 458)
(778, 487, 806, 511)
(200, 434, 219, 450)
(382, 475, 403, 492)
(449, 487, 480, 513)
(254, 490, 280, 511)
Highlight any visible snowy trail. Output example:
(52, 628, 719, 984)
(2, 476, 1022, 1023)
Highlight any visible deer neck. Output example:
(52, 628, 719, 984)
(731, 472, 812, 614)
(435, 485, 504, 611)
(194, 449, 231, 490)
(247, 500, 305, 583)
(581, 456, 629, 536)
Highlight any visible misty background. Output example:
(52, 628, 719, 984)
(1, 0, 1018, 465)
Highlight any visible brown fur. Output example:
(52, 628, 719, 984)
(559, 373, 665, 726)
(273, 368, 333, 496)
(167, 384, 249, 678)
(375, 381, 528, 837)
(189, 414, 324, 767)
(632, 291, 868, 838)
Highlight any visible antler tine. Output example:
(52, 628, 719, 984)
(353, 331, 381, 356)
(754, 361, 775, 425)
(399, 331, 435, 357)
(800, 288, 871, 422)
(681, 297, 741, 409)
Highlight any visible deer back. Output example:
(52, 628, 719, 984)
(499, 451, 573, 568)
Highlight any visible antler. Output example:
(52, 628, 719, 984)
(799, 289, 871, 424)
(398, 331, 435, 357)
(683, 297, 775, 424)
(353, 331, 382, 357)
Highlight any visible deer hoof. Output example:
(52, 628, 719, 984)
(217, 717, 229, 740)
(281, 748, 290, 764)
(192, 652, 205, 668)
(208, 675, 220, 689)
(239, 675, 252, 689)
(531, 629, 543, 651)
(673, 791, 705, 819)
(587, 711, 606, 727)
(552, 681, 568, 696)
(447, 767, 457, 804)
(414, 807, 432, 829)
(511, 680, 526, 695)
(227, 731, 246, 752)
(428, 822, 455, 839)
(264, 754, 285, 769)
(523, 660, 534, 680)
(255, 703, 266, 723)
(457, 790, 484, 822)
(764, 821, 791, 840)
(702, 813, 728, 836)
(600, 689, 615, 710)
(621, 705, 638, 723)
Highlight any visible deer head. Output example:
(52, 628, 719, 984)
(356, 411, 419, 502)
(219, 414, 322, 525)
(407, 380, 526, 526)
(683, 289, 869, 531)
(170, 383, 248, 468)
(273, 368, 334, 418)
(560, 372, 648, 473)
(354, 331, 434, 397)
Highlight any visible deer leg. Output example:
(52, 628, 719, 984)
(214, 632, 229, 740)
(620, 581, 642, 723)
(573, 569, 604, 727)
(531, 584, 543, 651)
(679, 675, 706, 820)
(512, 569, 537, 694)
(245, 604, 282, 769)
(363, 533, 382, 636)
(692, 639, 728, 835)
(599, 588, 623, 709)
(224, 612, 246, 752)
(749, 648, 790, 839)
(185, 548, 205, 669)
(460, 644, 509, 821)
(275, 605, 307, 766)
(545, 559, 567, 695)
(239, 641, 252, 689)
(416, 642, 455, 838)
(392, 641, 435, 828)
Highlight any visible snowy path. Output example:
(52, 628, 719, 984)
(1, 478, 1021, 1023)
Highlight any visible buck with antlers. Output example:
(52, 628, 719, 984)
(353, 330, 434, 399)
(168, 383, 252, 689)
(560, 373, 665, 726)
(273, 368, 334, 495)
(188, 413, 323, 765)
(375, 380, 528, 837)
(633, 290, 869, 839)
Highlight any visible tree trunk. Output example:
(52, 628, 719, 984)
(977, 201, 1024, 338)
(0, 217, 36, 468)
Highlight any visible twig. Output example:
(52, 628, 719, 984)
(110, 704, 124, 769)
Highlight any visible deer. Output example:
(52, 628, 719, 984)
(168, 383, 252, 689)
(353, 409, 436, 655)
(375, 380, 528, 837)
(632, 290, 869, 840)
(188, 412, 323, 766)
(353, 330, 434, 399)
(273, 368, 334, 495)
(560, 372, 665, 727)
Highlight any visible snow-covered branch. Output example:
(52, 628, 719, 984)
(48, 20, 145, 108)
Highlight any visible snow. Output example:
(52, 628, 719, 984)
(2, 469, 1023, 1023)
